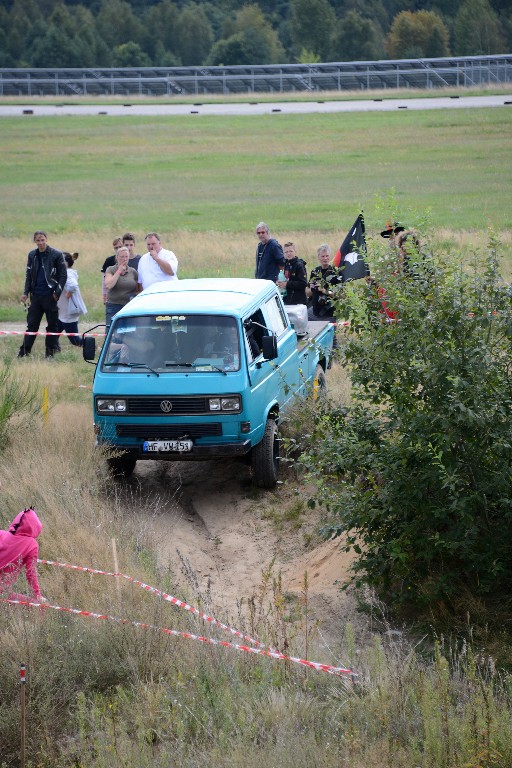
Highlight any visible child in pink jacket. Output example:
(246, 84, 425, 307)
(0, 508, 46, 602)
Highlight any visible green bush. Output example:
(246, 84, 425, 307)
(0, 365, 39, 450)
(303, 234, 512, 616)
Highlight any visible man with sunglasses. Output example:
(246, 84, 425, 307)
(254, 222, 285, 282)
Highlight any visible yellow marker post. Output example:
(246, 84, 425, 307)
(42, 387, 49, 425)
(313, 373, 320, 401)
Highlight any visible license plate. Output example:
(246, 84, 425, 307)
(143, 440, 193, 453)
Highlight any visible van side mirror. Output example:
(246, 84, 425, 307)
(83, 336, 96, 362)
(262, 334, 277, 361)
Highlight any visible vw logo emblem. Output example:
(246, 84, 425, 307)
(160, 400, 173, 413)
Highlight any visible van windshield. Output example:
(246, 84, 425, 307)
(101, 314, 240, 373)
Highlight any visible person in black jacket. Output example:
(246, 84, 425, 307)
(278, 242, 308, 305)
(307, 244, 342, 321)
(18, 231, 67, 360)
(254, 222, 284, 282)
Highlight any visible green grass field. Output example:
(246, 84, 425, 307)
(1, 107, 511, 236)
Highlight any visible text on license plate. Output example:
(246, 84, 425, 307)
(143, 440, 193, 453)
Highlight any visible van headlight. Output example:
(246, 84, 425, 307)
(97, 398, 127, 413)
(208, 396, 241, 412)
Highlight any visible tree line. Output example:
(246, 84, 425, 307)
(0, 0, 509, 69)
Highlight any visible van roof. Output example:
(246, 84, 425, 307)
(116, 278, 275, 317)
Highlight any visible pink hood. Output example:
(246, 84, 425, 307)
(0, 508, 42, 571)
(8, 508, 43, 538)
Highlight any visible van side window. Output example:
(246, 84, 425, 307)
(265, 295, 288, 336)
(244, 308, 266, 361)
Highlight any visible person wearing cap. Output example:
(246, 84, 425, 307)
(380, 220, 405, 243)
(371, 228, 429, 320)
(0, 507, 47, 602)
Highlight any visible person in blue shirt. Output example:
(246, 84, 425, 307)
(254, 222, 284, 282)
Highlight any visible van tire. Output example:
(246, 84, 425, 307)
(313, 363, 327, 401)
(251, 418, 279, 489)
(107, 454, 137, 478)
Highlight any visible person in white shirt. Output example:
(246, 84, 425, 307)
(137, 232, 178, 291)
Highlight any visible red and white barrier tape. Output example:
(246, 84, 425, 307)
(38, 558, 268, 650)
(0, 597, 355, 678)
(0, 330, 105, 337)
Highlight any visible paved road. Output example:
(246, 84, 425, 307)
(0, 94, 511, 117)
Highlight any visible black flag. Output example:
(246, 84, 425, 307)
(333, 213, 368, 282)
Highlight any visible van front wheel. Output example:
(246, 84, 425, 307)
(251, 419, 279, 489)
(107, 453, 137, 478)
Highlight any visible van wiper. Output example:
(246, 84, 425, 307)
(105, 361, 159, 377)
(164, 361, 227, 375)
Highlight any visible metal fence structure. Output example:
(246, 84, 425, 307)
(0, 55, 511, 97)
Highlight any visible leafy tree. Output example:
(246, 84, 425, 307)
(112, 41, 151, 66)
(386, 10, 450, 58)
(95, 0, 145, 49)
(330, 10, 385, 61)
(231, 4, 285, 61)
(0, 29, 15, 67)
(297, 48, 322, 63)
(71, 5, 109, 67)
(336, 0, 389, 31)
(174, 3, 213, 65)
(207, 32, 257, 65)
(5, 0, 44, 63)
(29, 24, 79, 67)
(144, 0, 180, 61)
(0, 7, 15, 66)
(454, 0, 507, 54)
(302, 235, 512, 617)
(208, 4, 285, 65)
(290, 0, 336, 61)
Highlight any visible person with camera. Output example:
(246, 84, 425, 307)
(306, 244, 342, 353)
(307, 244, 342, 321)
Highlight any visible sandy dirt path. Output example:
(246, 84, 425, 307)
(116, 454, 360, 656)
